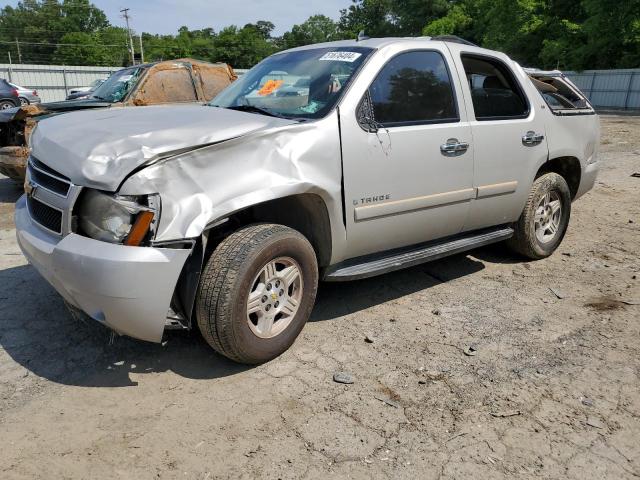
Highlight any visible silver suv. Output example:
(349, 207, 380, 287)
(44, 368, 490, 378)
(16, 37, 600, 364)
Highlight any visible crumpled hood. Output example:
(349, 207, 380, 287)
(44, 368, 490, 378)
(30, 104, 295, 190)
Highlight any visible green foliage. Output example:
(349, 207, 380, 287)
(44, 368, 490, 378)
(281, 15, 341, 49)
(1, 0, 639, 70)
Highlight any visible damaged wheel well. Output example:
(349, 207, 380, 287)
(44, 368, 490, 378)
(216, 193, 333, 267)
(536, 156, 581, 199)
(173, 193, 332, 326)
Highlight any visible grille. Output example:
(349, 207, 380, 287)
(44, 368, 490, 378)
(27, 195, 63, 234)
(28, 158, 71, 197)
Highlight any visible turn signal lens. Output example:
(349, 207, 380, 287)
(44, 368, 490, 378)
(124, 211, 155, 246)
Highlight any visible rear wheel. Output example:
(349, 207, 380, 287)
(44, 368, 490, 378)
(507, 172, 571, 259)
(196, 223, 318, 364)
(0, 100, 15, 110)
(19, 97, 29, 106)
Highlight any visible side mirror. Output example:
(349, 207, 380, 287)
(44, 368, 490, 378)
(357, 90, 378, 133)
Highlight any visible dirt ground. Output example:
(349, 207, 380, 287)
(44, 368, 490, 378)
(0, 116, 638, 479)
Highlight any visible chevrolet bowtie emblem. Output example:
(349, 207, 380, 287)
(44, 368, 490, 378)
(271, 293, 278, 301)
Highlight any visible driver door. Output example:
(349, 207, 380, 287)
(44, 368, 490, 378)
(339, 47, 474, 258)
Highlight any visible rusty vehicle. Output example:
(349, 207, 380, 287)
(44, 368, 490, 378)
(0, 59, 236, 181)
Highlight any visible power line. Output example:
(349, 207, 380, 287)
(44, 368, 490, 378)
(0, 40, 126, 47)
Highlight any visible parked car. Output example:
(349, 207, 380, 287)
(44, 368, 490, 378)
(8, 82, 41, 105)
(15, 37, 599, 364)
(66, 78, 105, 100)
(0, 59, 237, 180)
(0, 79, 20, 110)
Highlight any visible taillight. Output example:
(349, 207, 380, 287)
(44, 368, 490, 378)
(33, 90, 38, 96)
(11, 89, 18, 97)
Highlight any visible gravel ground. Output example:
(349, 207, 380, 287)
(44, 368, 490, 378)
(0, 116, 638, 479)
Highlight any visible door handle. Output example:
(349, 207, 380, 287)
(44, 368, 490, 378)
(440, 138, 469, 156)
(522, 131, 545, 146)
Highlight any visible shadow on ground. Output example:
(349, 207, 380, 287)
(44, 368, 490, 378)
(0, 177, 22, 203)
(0, 241, 524, 388)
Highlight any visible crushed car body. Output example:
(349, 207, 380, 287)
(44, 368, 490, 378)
(0, 58, 237, 181)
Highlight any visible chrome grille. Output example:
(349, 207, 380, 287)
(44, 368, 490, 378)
(28, 160, 71, 196)
(25, 156, 81, 236)
(26, 195, 63, 234)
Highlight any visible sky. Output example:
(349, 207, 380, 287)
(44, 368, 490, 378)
(2, 0, 354, 36)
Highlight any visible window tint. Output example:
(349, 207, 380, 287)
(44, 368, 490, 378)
(461, 55, 528, 120)
(368, 51, 458, 126)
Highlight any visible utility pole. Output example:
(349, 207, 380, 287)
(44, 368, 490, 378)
(7, 52, 13, 82)
(15, 38, 22, 63)
(120, 8, 135, 65)
(138, 35, 145, 64)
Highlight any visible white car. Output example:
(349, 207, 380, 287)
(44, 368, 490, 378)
(16, 36, 599, 364)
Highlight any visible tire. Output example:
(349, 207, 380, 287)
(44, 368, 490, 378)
(19, 97, 29, 106)
(0, 100, 15, 110)
(507, 172, 571, 259)
(196, 223, 319, 364)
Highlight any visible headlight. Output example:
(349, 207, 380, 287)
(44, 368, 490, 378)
(77, 190, 158, 245)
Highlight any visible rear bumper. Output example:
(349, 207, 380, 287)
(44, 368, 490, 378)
(575, 160, 600, 200)
(15, 195, 191, 342)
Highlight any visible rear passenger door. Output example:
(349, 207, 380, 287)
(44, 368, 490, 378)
(340, 47, 474, 258)
(448, 48, 549, 231)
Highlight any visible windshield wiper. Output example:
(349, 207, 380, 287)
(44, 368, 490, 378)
(224, 104, 288, 119)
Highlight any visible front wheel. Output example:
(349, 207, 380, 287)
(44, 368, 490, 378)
(507, 172, 571, 259)
(196, 223, 318, 364)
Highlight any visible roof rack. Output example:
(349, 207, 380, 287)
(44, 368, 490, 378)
(432, 35, 478, 47)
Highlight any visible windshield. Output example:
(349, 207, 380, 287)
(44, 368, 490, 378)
(91, 67, 144, 103)
(211, 46, 373, 120)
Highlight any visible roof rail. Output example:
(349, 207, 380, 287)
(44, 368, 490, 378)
(432, 35, 478, 47)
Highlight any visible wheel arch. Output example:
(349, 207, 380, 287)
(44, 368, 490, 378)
(172, 193, 332, 326)
(536, 156, 582, 200)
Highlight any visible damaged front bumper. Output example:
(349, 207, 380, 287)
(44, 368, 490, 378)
(15, 195, 191, 342)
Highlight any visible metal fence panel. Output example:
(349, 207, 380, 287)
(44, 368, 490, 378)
(0, 63, 121, 103)
(565, 69, 640, 110)
(2, 63, 638, 110)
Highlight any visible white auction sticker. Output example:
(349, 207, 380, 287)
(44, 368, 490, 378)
(319, 51, 362, 62)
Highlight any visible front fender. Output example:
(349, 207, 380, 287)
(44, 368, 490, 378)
(119, 113, 347, 259)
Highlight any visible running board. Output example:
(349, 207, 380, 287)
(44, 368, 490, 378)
(324, 226, 514, 281)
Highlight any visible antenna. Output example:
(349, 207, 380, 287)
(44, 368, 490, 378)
(357, 31, 370, 42)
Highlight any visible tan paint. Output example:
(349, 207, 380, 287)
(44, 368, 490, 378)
(476, 181, 518, 198)
(354, 188, 477, 221)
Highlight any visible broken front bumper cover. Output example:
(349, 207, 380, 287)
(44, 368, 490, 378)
(15, 195, 191, 343)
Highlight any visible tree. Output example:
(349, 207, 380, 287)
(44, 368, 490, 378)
(282, 15, 341, 49)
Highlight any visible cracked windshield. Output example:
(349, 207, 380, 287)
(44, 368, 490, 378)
(211, 47, 373, 119)
(90, 66, 143, 102)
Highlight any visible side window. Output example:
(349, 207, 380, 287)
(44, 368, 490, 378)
(133, 67, 197, 105)
(529, 74, 591, 112)
(366, 51, 458, 127)
(461, 55, 529, 120)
